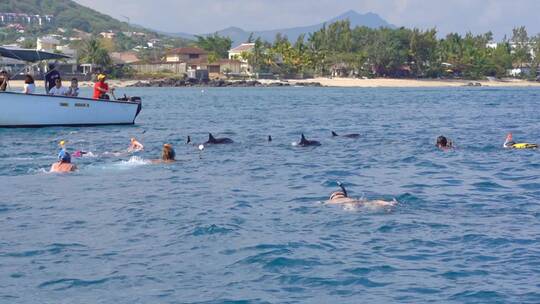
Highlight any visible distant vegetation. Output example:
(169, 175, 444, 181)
(0, 0, 130, 33)
(195, 34, 232, 62)
(228, 21, 540, 79)
(0, 0, 188, 52)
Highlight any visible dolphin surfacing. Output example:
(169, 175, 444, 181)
(206, 133, 234, 144)
(332, 131, 360, 138)
(299, 134, 321, 146)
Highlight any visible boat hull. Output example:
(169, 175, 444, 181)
(0, 92, 141, 127)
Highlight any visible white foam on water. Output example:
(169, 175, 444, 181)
(28, 167, 52, 175)
(102, 151, 128, 157)
(113, 156, 151, 169)
(291, 142, 299, 146)
(83, 151, 97, 158)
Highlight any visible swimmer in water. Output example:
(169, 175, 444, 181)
(50, 145, 77, 172)
(436, 135, 453, 150)
(152, 144, 176, 163)
(503, 133, 538, 149)
(72, 150, 88, 158)
(128, 137, 144, 152)
(326, 182, 397, 209)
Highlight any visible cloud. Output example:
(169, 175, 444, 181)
(74, 0, 540, 39)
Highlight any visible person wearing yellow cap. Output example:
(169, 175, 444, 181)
(93, 73, 114, 100)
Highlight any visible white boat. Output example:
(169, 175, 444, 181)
(0, 46, 142, 127)
(0, 92, 141, 127)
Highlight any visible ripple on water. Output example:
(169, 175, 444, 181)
(1, 87, 540, 303)
(38, 276, 125, 290)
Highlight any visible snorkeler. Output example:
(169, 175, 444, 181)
(51, 141, 77, 172)
(503, 133, 538, 149)
(326, 182, 397, 209)
(436, 135, 453, 150)
(152, 144, 176, 163)
(128, 137, 144, 152)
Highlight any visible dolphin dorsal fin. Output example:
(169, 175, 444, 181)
(187, 136, 191, 144)
(268, 135, 272, 142)
(332, 131, 338, 137)
(208, 133, 216, 142)
(300, 134, 307, 143)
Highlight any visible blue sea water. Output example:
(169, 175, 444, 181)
(0, 87, 539, 303)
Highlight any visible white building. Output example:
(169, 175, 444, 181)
(37, 36, 60, 52)
(228, 43, 255, 74)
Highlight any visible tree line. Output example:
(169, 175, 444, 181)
(196, 21, 540, 80)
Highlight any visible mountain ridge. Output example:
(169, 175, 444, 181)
(162, 10, 395, 46)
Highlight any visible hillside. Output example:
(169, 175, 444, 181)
(0, 0, 135, 33)
(166, 10, 395, 46)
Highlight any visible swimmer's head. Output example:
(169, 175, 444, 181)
(329, 191, 346, 200)
(59, 140, 66, 147)
(58, 150, 71, 163)
(130, 137, 136, 143)
(162, 143, 175, 161)
(436, 136, 448, 148)
(504, 133, 515, 147)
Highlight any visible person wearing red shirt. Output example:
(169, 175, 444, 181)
(93, 73, 114, 99)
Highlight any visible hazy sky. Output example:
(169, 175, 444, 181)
(74, 0, 540, 39)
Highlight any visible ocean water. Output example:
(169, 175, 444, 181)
(1, 87, 539, 303)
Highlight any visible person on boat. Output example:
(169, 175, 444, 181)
(66, 78, 79, 97)
(127, 137, 144, 152)
(152, 144, 176, 163)
(436, 135, 454, 150)
(93, 73, 114, 100)
(22, 74, 36, 94)
(50, 150, 77, 173)
(0, 70, 10, 91)
(48, 78, 68, 96)
(44, 63, 61, 94)
(326, 182, 397, 209)
(503, 133, 538, 149)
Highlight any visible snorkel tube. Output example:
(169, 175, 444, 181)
(337, 181, 348, 198)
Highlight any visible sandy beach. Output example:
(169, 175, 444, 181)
(284, 77, 540, 88)
(6, 77, 540, 89)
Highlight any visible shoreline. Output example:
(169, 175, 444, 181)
(6, 77, 540, 89)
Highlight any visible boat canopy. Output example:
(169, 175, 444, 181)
(0, 47, 70, 62)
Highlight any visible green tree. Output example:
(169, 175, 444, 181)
(511, 26, 530, 69)
(408, 28, 438, 77)
(195, 33, 232, 59)
(78, 37, 112, 68)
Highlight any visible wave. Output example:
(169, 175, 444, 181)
(114, 156, 151, 168)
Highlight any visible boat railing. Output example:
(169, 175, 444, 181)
(0, 91, 141, 105)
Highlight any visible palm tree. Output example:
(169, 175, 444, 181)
(78, 37, 112, 68)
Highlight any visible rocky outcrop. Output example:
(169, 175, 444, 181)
(127, 78, 322, 88)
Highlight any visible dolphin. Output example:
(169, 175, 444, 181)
(206, 133, 234, 144)
(332, 131, 360, 138)
(298, 133, 321, 146)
